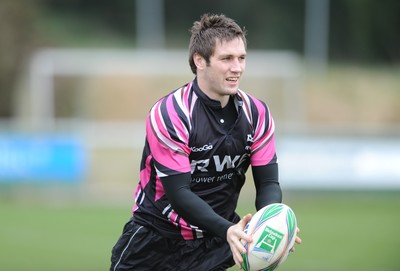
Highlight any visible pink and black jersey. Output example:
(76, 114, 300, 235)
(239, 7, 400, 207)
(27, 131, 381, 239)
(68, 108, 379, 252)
(132, 78, 277, 240)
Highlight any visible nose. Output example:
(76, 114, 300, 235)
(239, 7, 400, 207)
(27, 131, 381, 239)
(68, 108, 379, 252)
(231, 58, 244, 73)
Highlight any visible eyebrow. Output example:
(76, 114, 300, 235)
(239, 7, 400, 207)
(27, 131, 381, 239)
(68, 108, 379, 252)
(218, 52, 247, 58)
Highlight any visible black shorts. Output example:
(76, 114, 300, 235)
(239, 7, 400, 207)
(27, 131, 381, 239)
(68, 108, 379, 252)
(110, 218, 235, 271)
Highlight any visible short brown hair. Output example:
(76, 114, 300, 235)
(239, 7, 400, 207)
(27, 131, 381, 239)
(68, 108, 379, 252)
(188, 13, 247, 74)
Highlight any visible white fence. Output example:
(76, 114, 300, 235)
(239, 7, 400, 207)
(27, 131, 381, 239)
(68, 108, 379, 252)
(2, 49, 399, 191)
(278, 136, 400, 189)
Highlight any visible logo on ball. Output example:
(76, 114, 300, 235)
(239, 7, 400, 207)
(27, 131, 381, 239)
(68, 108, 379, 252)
(253, 225, 284, 261)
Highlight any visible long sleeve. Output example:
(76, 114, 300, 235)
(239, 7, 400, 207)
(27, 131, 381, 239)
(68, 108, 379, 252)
(161, 172, 234, 239)
(252, 163, 282, 210)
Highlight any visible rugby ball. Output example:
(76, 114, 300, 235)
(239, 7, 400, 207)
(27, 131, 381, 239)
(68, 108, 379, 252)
(241, 203, 297, 271)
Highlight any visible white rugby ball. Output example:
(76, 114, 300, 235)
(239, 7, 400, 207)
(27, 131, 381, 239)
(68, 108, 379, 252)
(241, 203, 297, 271)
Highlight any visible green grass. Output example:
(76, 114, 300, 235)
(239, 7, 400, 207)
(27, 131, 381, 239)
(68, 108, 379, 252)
(227, 191, 400, 271)
(278, 191, 400, 271)
(0, 201, 131, 271)
(1, 191, 399, 271)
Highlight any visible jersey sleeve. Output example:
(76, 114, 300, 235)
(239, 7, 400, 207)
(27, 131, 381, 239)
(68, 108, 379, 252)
(252, 163, 281, 209)
(161, 172, 234, 239)
(146, 92, 192, 177)
(249, 98, 277, 166)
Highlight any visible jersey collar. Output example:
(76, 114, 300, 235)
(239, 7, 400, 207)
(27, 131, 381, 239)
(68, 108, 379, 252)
(192, 77, 242, 110)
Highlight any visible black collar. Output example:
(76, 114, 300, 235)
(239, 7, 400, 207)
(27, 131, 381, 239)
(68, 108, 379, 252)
(192, 77, 242, 110)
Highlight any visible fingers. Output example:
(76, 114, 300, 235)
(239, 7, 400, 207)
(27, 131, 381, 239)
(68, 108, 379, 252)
(291, 227, 302, 253)
(227, 223, 250, 253)
(295, 227, 302, 244)
(227, 227, 246, 267)
(239, 213, 252, 242)
(242, 213, 252, 224)
(227, 214, 252, 268)
(227, 214, 254, 268)
(232, 246, 244, 268)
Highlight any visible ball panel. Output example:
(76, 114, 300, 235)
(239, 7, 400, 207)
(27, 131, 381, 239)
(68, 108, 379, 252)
(256, 203, 284, 228)
(286, 208, 297, 242)
(241, 251, 250, 271)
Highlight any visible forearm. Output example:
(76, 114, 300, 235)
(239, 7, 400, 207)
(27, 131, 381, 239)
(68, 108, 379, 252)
(252, 163, 282, 210)
(161, 173, 233, 239)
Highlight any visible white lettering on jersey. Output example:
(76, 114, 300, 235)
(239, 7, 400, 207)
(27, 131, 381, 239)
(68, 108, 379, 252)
(191, 154, 249, 174)
(214, 155, 241, 172)
(190, 144, 213, 152)
(190, 159, 210, 173)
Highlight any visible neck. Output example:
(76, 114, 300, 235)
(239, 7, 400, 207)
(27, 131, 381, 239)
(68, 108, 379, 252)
(196, 78, 230, 108)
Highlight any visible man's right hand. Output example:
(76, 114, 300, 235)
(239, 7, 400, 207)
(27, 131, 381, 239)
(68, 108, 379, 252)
(226, 213, 253, 269)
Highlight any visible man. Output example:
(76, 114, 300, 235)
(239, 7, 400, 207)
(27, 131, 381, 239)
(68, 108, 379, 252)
(110, 13, 300, 271)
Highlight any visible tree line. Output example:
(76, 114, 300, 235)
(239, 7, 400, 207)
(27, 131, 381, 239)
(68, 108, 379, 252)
(0, 0, 399, 117)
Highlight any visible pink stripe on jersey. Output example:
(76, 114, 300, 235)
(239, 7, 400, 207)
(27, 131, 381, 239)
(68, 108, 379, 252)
(154, 176, 165, 201)
(139, 155, 152, 188)
(165, 95, 190, 154)
(252, 98, 269, 140)
(251, 134, 276, 166)
(246, 94, 276, 166)
(238, 90, 253, 126)
(146, 105, 191, 174)
(152, 102, 168, 141)
(251, 98, 274, 147)
(180, 218, 194, 240)
(182, 82, 192, 111)
(169, 212, 178, 225)
(173, 83, 194, 132)
(167, 211, 194, 240)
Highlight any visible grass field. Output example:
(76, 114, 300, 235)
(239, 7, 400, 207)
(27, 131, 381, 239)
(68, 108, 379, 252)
(1, 190, 399, 271)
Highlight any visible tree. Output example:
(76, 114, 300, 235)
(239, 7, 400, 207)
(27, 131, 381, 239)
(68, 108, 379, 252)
(0, 0, 36, 117)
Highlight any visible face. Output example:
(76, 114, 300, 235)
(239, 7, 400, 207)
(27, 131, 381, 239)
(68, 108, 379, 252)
(195, 37, 246, 106)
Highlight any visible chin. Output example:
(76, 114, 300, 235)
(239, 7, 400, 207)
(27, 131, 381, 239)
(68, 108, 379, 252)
(226, 88, 239, 95)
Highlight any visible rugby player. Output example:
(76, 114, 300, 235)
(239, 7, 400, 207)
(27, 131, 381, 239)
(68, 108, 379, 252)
(110, 13, 300, 271)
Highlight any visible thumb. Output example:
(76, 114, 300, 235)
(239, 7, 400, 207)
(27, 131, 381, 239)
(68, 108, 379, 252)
(242, 213, 252, 224)
(239, 213, 252, 230)
(241, 213, 253, 243)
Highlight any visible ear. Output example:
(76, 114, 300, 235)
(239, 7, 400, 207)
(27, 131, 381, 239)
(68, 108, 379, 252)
(193, 53, 206, 71)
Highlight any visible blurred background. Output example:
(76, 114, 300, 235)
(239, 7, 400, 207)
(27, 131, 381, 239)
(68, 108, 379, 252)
(0, 0, 399, 270)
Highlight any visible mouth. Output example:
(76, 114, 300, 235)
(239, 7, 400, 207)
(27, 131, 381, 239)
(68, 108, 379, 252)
(226, 77, 239, 83)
